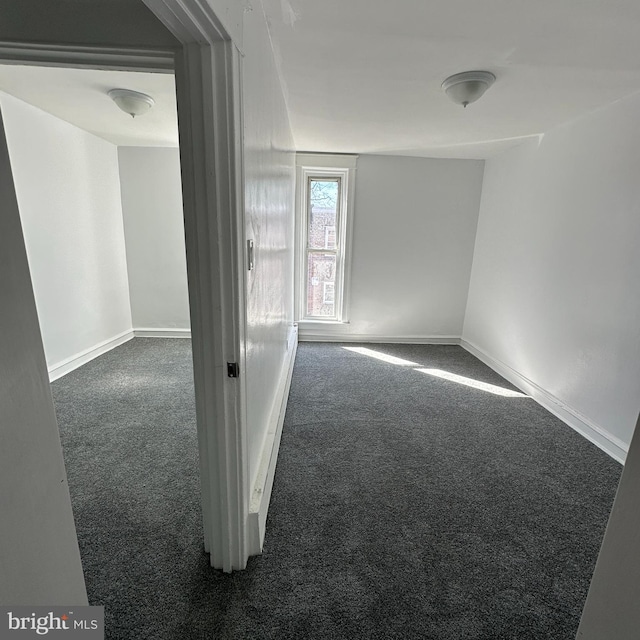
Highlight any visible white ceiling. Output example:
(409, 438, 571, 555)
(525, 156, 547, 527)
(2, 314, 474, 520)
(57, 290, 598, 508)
(0, 64, 178, 147)
(3, 1, 640, 159)
(261, 0, 640, 159)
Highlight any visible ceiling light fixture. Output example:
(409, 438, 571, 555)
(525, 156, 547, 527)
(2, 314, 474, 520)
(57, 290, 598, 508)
(441, 71, 496, 108)
(108, 88, 155, 118)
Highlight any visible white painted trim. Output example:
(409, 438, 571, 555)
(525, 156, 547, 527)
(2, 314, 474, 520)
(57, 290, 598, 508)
(299, 330, 461, 344)
(133, 328, 191, 338)
(144, 0, 228, 45)
(48, 330, 134, 382)
(296, 153, 359, 170)
(48, 329, 192, 381)
(461, 339, 627, 464)
(0, 41, 175, 72)
(248, 325, 298, 555)
(146, 1, 249, 572)
(174, 40, 247, 572)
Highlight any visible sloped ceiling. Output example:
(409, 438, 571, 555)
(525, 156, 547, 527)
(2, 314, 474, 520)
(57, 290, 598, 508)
(261, 0, 640, 158)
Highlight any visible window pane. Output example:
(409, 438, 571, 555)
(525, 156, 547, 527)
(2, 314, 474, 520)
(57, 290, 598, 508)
(307, 253, 336, 317)
(308, 179, 339, 249)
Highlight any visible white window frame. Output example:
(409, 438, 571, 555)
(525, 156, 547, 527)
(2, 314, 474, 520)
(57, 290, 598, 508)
(295, 153, 357, 324)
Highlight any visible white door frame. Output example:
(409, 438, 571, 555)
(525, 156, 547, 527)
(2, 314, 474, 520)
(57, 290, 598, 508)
(0, 0, 250, 572)
(145, 0, 249, 572)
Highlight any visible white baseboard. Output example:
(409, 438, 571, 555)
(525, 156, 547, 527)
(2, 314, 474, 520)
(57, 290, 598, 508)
(48, 329, 134, 382)
(461, 339, 627, 464)
(248, 324, 299, 555)
(299, 331, 460, 344)
(133, 328, 191, 338)
(48, 328, 192, 381)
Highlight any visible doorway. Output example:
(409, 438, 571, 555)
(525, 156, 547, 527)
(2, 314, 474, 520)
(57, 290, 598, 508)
(0, 64, 187, 376)
(0, 0, 250, 609)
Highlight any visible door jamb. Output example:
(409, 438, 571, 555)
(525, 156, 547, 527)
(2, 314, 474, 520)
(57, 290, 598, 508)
(145, 0, 249, 573)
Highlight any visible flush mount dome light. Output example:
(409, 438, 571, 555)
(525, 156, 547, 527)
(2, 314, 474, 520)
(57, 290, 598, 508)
(441, 70, 496, 108)
(108, 88, 155, 118)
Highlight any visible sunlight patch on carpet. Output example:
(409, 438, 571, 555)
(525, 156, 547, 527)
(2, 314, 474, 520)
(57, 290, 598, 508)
(415, 368, 528, 398)
(343, 346, 419, 367)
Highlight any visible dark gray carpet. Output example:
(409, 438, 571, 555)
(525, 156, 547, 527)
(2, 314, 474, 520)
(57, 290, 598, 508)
(52, 339, 622, 640)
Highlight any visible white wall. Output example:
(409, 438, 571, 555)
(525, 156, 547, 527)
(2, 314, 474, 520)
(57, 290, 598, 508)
(0, 108, 87, 605)
(242, 3, 296, 490)
(463, 92, 640, 459)
(302, 154, 484, 341)
(0, 91, 132, 370)
(578, 413, 640, 638)
(118, 146, 190, 331)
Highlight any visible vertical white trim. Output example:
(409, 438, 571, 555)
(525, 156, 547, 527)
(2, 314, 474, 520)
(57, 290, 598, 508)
(146, 0, 250, 572)
(232, 40, 251, 568)
(174, 40, 247, 572)
(341, 159, 357, 325)
(294, 162, 304, 321)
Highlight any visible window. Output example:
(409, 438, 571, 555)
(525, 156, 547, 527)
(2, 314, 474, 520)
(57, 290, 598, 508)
(295, 154, 357, 323)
